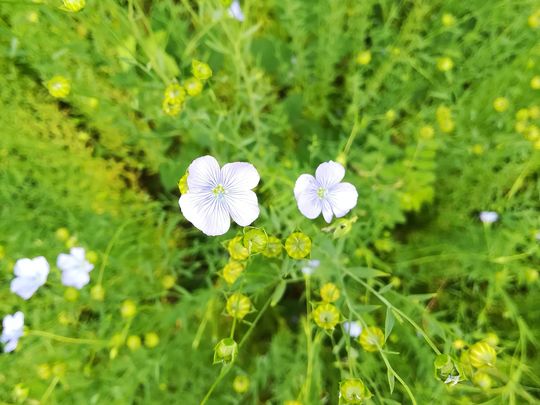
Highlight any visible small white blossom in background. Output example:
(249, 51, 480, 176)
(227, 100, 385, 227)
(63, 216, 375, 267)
(343, 321, 362, 338)
(228, 0, 245, 21)
(294, 161, 358, 223)
(57, 247, 94, 289)
(10, 257, 49, 300)
(179, 155, 260, 236)
(479, 211, 499, 224)
(1, 312, 24, 353)
(444, 375, 461, 386)
(301, 259, 320, 276)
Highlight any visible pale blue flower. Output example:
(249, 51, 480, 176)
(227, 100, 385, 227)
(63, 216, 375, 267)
(479, 211, 498, 224)
(57, 247, 94, 289)
(228, 0, 245, 21)
(294, 161, 358, 223)
(343, 321, 362, 338)
(10, 257, 49, 300)
(179, 156, 260, 236)
(1, 312, 24, 353)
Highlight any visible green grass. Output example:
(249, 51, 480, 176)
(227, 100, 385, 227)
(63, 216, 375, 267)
(0, 0, 539, 404)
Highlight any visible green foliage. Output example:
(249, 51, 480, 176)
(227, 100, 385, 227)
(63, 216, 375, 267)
(0, 0, 539, 404)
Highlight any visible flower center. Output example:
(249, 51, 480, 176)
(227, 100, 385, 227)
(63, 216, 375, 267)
(317, 187, 327, 199)
(212, 184, 226, 198)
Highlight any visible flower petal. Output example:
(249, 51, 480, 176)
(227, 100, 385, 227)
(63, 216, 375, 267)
(70, 247, 86, 261)
(13, 258, 35, 278)
(315, 161, 345, 188)
(187, 155, 221, 191)
(225, 190, 260, 226)
(327, 182, 358, 217)
(10, 277, 40, 300)
(321, 200, 334, 223)
(179, 192, 231, 236)
(296, 190, 322, 219)
(3, 339, 18, 353)
(57, 253, 79, 272)
(221, 162, 260, 191)
(61, 269, 90, 289)
(294, 174, 318, 199)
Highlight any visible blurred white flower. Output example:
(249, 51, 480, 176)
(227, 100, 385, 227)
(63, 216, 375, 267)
(179, 155, 260, 236)
(1, 312, 24, 353)
(301, 259, 320, 276)
(57, 247, 94, 289)
(479, 211, 498, 224)
(228, 0, 245, 21)
(294, 161, 358, 223)
(10, 257, 49, 300)
(343, 321, 362, 338)
(444, 375, 461, 386)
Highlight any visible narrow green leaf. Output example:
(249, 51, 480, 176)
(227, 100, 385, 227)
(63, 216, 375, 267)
(271, 280, 287, 307)
(385, 306, 395, 340)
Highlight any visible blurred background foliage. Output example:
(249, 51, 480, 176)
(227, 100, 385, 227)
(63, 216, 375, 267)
(0, 0, 539, 404)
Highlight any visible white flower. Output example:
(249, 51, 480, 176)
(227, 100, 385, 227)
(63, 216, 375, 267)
(444, 374, 461, 386)
(179, 155, 260, 236)
(479, 211, 498, 224)
(1, 312, 24, 353)
(57, 247, 94, 289)
(228, 0, 245, 21)
(10, 257, 49, 300)
(301, 259, 320, 276)
(294, 161, 358, 223)
(343, 321, 362, 338)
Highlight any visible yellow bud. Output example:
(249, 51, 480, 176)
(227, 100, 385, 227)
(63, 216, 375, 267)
(339, 378, 371, 404)
(471, 144, 484, 155)
(121, 300, 137, 319)
(55, 227, 70, 242)
(436, 105, 455, 133)
(359, 326, 385, 352)
(90, 285, 105, 301)
(192, 59, 213, 81)
(483, 333, 499, 347)
(233, 375, 250, 394)
(493, 97, 509, 112)
(262, 235, 283, 258)
(437, 56, 454, 72)
(284, 232, 311, 260)
(529, 105, 540, 119)
(453, 339, 466, 350)
(161, 275, 176, 290)
(27, 11, 39, 23)
(46, 76, 71, 98)
(385, 109, 397, 122)
(525, 268, 538, 284)
(52, 363, 67, 377)
(36, 364, 51, 380)
(473, 371, 492, 390)
(228, 236, 250, 261)
(184, 77, 203, 96)
(515, 108, 529, 121)
(214, 338, 238, 364)
(144, 332, 160, 349)
(62, 0, 85, 13)
(320, 282, 340, 303)
(222, 261, 245, 285)
(515, 121, 528, 133)
(419, 125, 435, 139)
(531, 75, 540, 90)
(64, 287, 79, 302)
(243, 228, 268, 253)
(356, 50, 372, 65)
(469, 341, 497, 368)
(312, 303, 340, 330)
(226, 293, 252, 320)
(126, 335, 142, 351)
(528, 11, 540, 29)
(441, 13, 456, 27)
(86, 250, 98, 264)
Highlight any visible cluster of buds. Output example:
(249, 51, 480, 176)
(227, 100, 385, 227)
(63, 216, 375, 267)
(162, 60, 212, 117)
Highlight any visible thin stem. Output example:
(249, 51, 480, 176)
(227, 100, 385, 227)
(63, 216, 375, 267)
(28, 330, 107, 346)
(40, 376, 60, 403)
(344, 270, 441, 355)
(200, 363, 233, 405)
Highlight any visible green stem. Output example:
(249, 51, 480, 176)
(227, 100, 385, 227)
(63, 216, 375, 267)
(28, 330, 107, 346)
(200, 363, 233, 405)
